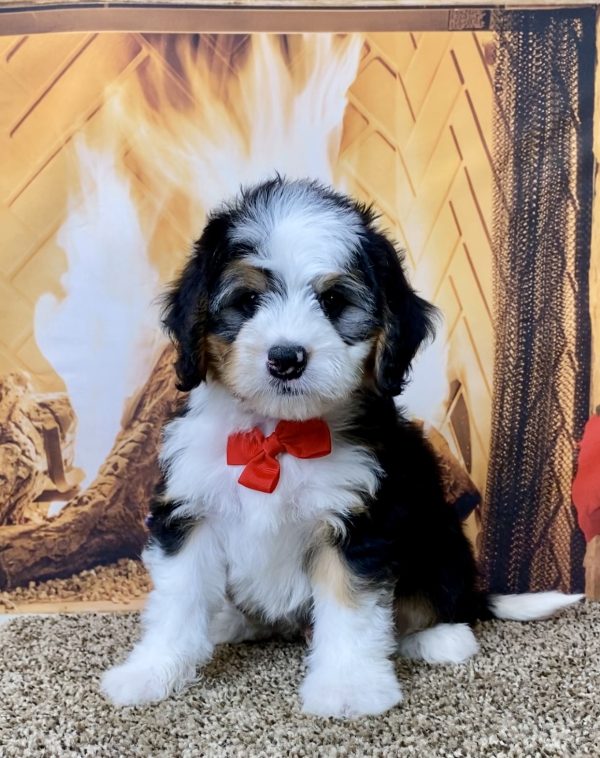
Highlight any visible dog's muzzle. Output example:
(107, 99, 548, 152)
(267, 344, 308, 380)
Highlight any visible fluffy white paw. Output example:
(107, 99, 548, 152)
(300, 667, 403, 719)
(399, 622, 479, 664)
(100, 658, 195, 706)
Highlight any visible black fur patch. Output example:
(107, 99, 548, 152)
(356, 228, 438, 396)
(338, 391, 492, 625)
(316, 273, 377, 345)
(146, 478, 197, 556)
(161, 214, 235, 391)
(210, 265, 283, 344)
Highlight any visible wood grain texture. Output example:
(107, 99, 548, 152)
(0, 373, 76, 524)
(0, 347, 180, 590)
(0, 598, 146, 614)
(584, 536, 600, 600)
(1, 2, 595, 38)
(0, 0, 595, 8)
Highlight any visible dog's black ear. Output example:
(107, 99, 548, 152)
(162, 252, 209, 392)
(162, 215, 227, 392)
(366, 230, 437, 397)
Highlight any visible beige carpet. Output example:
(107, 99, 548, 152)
(1, 603, 599, 757)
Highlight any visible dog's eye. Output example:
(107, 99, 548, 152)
(320, 289, 349, 319)
(231, 290, 259, 316)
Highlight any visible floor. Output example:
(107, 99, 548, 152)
(1, 602, 599, 757)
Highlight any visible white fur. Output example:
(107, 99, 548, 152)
(489, 592, 584, 621)
(223, 185, 373, 421)
(300, 587, 403, 718)
(161, 381, 380, 531)
(229, 288, 371, 420)
(230, 182, 364, 280)
(398, 623, 479, 664)
(222, 518, 313, 622)
(210, 600, 272, 645)
(101, 525, 225, 705)
(102, 382, 383, 712)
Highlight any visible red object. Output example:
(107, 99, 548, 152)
(572, 415, 600, 541)
(227, 419, 332, 493)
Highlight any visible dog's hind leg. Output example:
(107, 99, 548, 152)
(210, 600, 273, 644)
(398, 622, 479, 664)
(101, 522, 226, 706)
(394, 594, 479, 664)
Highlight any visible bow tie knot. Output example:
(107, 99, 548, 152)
(262, 434, 286, 459)
(227, 419, 331, 493)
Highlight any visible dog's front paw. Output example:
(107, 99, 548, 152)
(101, 658, 196, 706)
(300, 666, 403, 719)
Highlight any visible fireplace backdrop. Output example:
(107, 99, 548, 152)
(0, 7, 597, 608)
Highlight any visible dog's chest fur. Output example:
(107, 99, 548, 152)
(159, 382, 380, 619)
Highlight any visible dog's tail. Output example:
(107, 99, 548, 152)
(483, 591, 584, 621)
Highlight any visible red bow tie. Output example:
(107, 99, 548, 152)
(227, 419, 332, 493)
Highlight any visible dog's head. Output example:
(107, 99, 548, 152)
(163, 177, 436, 419)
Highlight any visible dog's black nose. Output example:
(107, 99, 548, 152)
(267, 345, 308, 380)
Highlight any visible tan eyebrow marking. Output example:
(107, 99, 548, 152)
(312, 272, 365, 295)
(222, 260, 272, 292)
(212, 261, 274, 310)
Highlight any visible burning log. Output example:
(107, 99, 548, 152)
(0, 347, 181, 590)
(0, 373, 79, 525)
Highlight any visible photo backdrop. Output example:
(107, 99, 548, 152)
(0, 8, 596, 608)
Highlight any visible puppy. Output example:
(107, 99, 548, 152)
(102, 177, 582, 718)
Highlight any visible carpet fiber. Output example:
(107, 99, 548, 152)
(1, 603, 599, 757)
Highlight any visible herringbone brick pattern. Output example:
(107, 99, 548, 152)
(341, 31, 495, 495)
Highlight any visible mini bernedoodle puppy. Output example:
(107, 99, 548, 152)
(102, 177, 582, 718)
